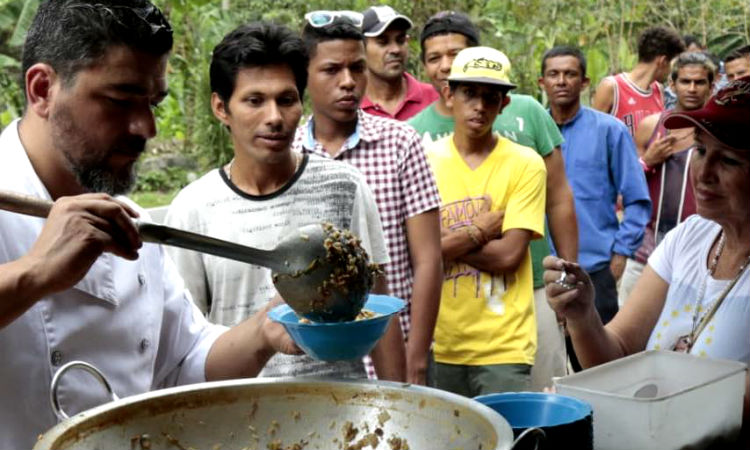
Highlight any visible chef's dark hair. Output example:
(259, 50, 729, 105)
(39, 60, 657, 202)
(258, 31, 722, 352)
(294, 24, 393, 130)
(211, 22, 309, 106)
(21, 0, 172, 96)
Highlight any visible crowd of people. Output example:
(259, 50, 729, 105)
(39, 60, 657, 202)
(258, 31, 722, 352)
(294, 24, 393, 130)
(0, 1, 749, 448)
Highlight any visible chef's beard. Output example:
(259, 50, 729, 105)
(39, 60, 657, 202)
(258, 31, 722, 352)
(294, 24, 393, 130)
(51, 103, 144, 196)
(69, 164, 138, 196)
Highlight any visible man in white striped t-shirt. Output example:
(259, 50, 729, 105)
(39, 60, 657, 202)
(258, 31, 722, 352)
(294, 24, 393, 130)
(166, 22, 405, 380)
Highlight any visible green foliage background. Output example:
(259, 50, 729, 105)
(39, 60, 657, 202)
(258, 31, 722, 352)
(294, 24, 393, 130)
(1, 0, 749, 176)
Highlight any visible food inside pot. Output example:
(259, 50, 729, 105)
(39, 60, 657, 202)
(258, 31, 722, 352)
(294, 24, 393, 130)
(127, 406, 411, 450)
(36, 381, 502, 450)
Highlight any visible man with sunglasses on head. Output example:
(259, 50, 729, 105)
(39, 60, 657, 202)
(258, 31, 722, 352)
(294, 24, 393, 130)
(165, 22, 404, 382)
(0, 2, 304, 448)
(294, 12, 443, 385)
(359, 6, 438, 121)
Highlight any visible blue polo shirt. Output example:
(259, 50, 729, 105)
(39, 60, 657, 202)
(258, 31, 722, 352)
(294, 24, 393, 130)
(554, 106, 651, 272)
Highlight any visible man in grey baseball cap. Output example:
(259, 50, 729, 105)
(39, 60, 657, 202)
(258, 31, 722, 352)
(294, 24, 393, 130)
(362, 5, 412, 37)
(360, 6, 438, 120)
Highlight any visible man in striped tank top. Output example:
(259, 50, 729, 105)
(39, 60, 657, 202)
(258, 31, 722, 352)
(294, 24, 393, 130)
(593, 26, 685, 137)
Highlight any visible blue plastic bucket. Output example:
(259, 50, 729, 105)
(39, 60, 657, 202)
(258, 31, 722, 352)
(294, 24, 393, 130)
(474, 392, 593, 450)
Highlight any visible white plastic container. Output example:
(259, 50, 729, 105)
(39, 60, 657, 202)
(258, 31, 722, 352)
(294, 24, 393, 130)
(554, 350, 746, 450)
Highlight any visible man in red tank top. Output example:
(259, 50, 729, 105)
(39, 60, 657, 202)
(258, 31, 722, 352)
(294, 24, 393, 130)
(618, 52, 715, 306)
(593, 26, 685, 137)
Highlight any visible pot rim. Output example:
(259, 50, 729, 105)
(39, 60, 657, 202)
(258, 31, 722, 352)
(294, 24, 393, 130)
(35, 377, 515, 450)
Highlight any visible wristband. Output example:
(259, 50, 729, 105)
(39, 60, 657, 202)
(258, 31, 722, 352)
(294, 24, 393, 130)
(463, 224, 486, 247)
(471, 220, 492, 243)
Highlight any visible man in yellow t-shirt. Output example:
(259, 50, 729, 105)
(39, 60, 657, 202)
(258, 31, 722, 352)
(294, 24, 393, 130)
(426, 47, 547, 396)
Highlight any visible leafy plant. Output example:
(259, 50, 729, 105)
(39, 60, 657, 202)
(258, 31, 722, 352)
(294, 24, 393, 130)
(134, 166, 192, 193)
(2, 0, 749, 170)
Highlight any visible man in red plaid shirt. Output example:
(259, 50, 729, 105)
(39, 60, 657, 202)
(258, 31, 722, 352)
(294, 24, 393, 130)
(295, 13, 443, 385)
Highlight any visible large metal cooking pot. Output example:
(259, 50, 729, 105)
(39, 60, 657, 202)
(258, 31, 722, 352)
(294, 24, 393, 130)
(35, 361, 540, 450)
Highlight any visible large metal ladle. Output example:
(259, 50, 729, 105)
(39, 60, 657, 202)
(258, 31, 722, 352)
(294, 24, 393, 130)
(0, 190, 374, 322)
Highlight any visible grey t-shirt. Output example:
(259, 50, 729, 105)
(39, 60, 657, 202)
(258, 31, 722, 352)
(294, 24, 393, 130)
(165, 153, 389, 378)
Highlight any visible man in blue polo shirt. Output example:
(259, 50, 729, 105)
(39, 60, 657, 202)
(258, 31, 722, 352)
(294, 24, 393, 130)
(538, 45, 650, 369)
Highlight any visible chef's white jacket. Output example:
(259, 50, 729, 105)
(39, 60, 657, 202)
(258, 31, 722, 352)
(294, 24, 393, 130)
(0, 120, 228, 449)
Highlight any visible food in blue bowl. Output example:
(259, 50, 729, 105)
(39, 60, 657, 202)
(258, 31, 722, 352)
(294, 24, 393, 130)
(268, 294, 405, 361)
(474, 392, 593, 450)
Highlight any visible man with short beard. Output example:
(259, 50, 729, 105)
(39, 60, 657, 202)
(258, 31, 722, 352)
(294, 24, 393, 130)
(0, 2, 298, 447)
(51, 101, 146, 195)
(619, 52, 716, 306)
(359, 6, 438, 120)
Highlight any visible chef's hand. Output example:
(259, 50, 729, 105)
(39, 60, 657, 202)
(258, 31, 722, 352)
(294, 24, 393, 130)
(261, 296, 302, 355)
(542, 256, 595, 324)
(22, 193, 142, 296)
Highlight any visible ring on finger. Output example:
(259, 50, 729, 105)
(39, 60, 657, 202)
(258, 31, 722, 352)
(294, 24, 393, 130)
(554, 269, 574, 290)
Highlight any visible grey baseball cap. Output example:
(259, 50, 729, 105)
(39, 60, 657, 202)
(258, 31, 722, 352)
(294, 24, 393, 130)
(362, 6, 413, 37)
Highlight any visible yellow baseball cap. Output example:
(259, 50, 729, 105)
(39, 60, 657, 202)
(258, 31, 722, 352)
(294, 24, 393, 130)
(447, 46, 516, 89)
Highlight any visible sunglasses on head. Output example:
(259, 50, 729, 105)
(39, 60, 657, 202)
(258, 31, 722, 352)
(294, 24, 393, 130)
(304, 10, 363, 28)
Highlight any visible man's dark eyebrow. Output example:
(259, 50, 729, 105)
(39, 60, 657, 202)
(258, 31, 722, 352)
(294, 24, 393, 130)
(278, 88, 300, 97)
(107, 83, 169, 99)
(243, 88, 298, 97)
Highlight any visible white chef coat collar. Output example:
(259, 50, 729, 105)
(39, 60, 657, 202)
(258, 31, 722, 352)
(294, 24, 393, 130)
(1, 119, 54, 201)
(1, 119, 119, 305)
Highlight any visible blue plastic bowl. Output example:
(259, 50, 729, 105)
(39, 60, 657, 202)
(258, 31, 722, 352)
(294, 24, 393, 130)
(267, 294, 405, 361)
(474, 392, 593, 450)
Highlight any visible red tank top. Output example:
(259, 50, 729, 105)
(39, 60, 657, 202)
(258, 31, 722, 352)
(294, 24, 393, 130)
(610, 73, 664, 137)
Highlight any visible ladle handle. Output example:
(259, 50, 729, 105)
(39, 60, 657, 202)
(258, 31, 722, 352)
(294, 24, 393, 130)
(136, 221, 285, 271)
(0, 190, 284, 272)
(0, 190, 52, 218)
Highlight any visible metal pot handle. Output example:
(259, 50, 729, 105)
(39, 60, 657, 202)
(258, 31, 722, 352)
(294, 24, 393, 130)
(511, 427, 546, 450)
(50, 361, 119, 421)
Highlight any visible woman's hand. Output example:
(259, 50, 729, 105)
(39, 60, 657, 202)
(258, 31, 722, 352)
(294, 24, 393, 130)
(542, 255, 596, 324)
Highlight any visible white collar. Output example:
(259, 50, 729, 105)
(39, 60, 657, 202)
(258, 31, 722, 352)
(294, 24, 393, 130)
(0, 119, 54, 200)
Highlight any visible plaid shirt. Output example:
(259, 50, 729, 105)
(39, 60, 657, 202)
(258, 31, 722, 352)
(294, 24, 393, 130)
(294, 111, 441, 377)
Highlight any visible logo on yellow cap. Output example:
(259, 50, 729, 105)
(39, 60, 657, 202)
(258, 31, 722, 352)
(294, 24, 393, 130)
(463, 57, 504, 74)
